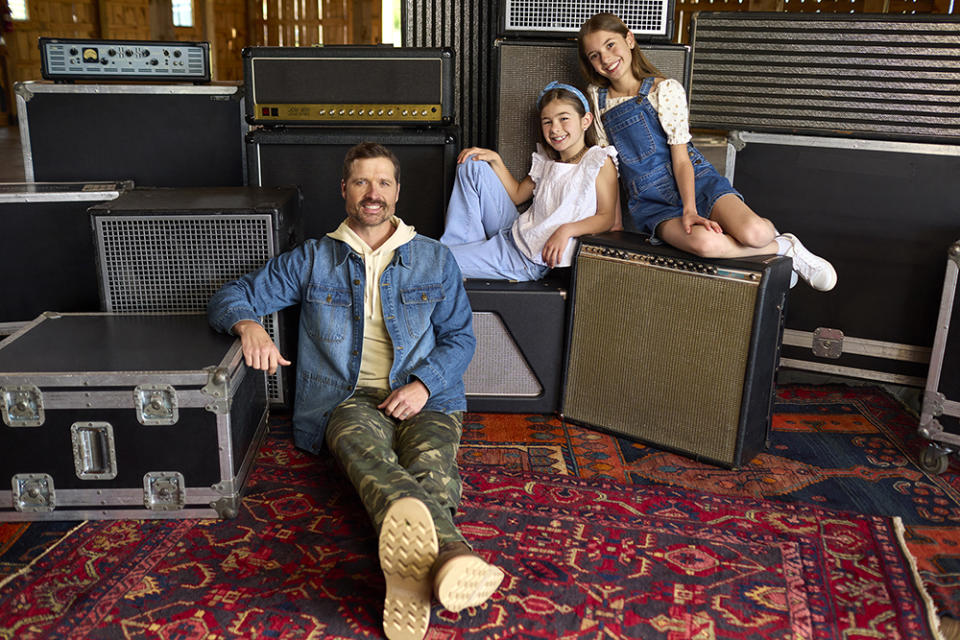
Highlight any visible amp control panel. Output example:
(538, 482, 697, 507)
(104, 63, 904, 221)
(40, 38, 210, 83)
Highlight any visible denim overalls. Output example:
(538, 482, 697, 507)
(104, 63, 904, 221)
(599, 76, 740, 236)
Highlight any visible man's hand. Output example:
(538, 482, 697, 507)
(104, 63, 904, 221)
(233, 320, 291, 375)
(378, 379, 430, 421)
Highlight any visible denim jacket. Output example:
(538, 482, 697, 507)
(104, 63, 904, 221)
(207, 233, 475, 453)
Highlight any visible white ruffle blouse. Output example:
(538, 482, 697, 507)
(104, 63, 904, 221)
(511, 144, 618, 268)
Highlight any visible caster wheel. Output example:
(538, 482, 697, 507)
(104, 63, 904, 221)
(919, 445, 950, 475)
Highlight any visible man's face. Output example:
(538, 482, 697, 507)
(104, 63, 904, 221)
(341, 157, 400, 230)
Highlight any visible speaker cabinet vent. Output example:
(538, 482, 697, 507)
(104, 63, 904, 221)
(502, 0, 674, 39)
(93, 213, 285, 404)
(465, 312, 542, 398)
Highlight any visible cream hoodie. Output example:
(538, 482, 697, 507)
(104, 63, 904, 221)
(327, 217, 418, 390)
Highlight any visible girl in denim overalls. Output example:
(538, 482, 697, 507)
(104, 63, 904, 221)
(577, 13, 837, 291)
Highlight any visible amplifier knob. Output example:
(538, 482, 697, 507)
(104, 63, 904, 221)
(100, 58, 108, 65)
(150, 58, 158, 66)
(163, 49, 170, 56)
(70, 47, 79, 55)
(338, 109, 345, 115)
(378, 109, 384, 115)
(174, 50, 182, 57)
(107, 48, 116, 56)
(387, 109, 394, 115)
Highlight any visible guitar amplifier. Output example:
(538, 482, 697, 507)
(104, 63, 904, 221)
(39, 37, 210, 83)
(494, 39, 690, 180)
(500, 0, 675, 40)
(243, 47, 454, 126)
(562, 232, 792, 468)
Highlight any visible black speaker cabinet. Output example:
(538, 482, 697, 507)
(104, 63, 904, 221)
(494, 39, 690, 180)
(464, 272, 568, 413)
(499, 0, 675, 40)
(16, 81, 245, 187)
(246, 126, 458, 241)
(0, 182, 129, 323)
(562, 232, 792, 468)
(88, 186, 302, 407)
(243, 46, 454, 126)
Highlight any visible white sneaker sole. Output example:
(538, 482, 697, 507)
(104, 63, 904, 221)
(380, 497, 438, 640)
(434, 553, 505, 613)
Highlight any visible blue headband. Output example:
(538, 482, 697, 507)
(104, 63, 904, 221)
(536, 81, 590, 114)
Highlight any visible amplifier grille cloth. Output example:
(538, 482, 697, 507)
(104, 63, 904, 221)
(496, 42, 689, 180)
(94, 215, 284, 404)
(564, 255, 756, 463)
(689, 14, 960, 142)
(504, 0, 670, 36)
(464, 311, 541, 397)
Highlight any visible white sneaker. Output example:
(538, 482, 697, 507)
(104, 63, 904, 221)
(780, 233, 837, 292)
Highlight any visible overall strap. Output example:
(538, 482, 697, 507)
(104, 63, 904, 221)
(638, 76, 655, 98)
(598, 86, 607, 110)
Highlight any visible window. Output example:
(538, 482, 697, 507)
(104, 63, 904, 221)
(8, 0, 28, 21)
(172, 0, 193, 27)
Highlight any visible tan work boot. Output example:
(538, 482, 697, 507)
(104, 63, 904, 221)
(432, 541, 505, 613)
(379, 497, 438, 640)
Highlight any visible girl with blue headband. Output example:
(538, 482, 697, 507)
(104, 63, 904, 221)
(577, 13, 837, 291)
(440, 81, 619, 280)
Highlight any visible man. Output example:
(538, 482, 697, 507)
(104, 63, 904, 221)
(208, 142, 504, 640)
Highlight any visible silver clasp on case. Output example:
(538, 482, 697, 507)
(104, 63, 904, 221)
(1, 385, 45, 427)
(12, 473, 55, 512)
(143, 472, 186, 510)
(812, 327, 844, 359)
(202, 366, 232, 414)
(134, 384, 179, 425)
(71, 422, 118, 480)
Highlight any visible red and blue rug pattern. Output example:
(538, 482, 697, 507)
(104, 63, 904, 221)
(459, 384, 960, 621)
(0, 426, 941, 639)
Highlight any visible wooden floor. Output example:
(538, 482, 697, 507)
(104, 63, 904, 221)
(1, 125, 26, 182)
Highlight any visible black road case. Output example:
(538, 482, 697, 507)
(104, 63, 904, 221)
(16, 81, 246, 187)
(0, 182, 128, 324)
(725, 131, 960, 386)
(0, 313, 267, 521)
(918, 240, 960, 474)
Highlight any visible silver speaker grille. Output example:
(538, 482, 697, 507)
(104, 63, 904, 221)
(464, 311, 541, 398)
(503, 0, 672, 37)
(93, 214, 285, 404)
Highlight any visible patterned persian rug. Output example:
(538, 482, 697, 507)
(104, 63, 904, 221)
(460, 384, 960, 622)
(0, 403, 944, 640)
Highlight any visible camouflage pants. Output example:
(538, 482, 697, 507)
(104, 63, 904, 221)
(324, 387, 467, 547)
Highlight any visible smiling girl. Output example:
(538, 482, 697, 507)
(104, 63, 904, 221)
(577, 13, 837, 291)
(439, 81, 619, 281)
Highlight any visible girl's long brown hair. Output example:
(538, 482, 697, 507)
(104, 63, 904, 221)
(577, 13, 664, 88)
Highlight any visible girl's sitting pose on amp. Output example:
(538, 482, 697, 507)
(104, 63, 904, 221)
(577, 13, 837, 291)
(440, 81, 618, 281)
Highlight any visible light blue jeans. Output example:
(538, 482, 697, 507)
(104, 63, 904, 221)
(440, 160, 550, 281)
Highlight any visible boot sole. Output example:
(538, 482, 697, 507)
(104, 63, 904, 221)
(380, 497, 438, 640)
(434, 553, 505, 613)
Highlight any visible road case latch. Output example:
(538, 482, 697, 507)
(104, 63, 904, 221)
(71, 422, 118, 480)
(812, 328, 844, 359)
(12, 473, 55, 512)
(143, 472, 186, 510)
(1, 385, 45, 427)
(134, 385, 179, 425)
(202, 367, 232, 414)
